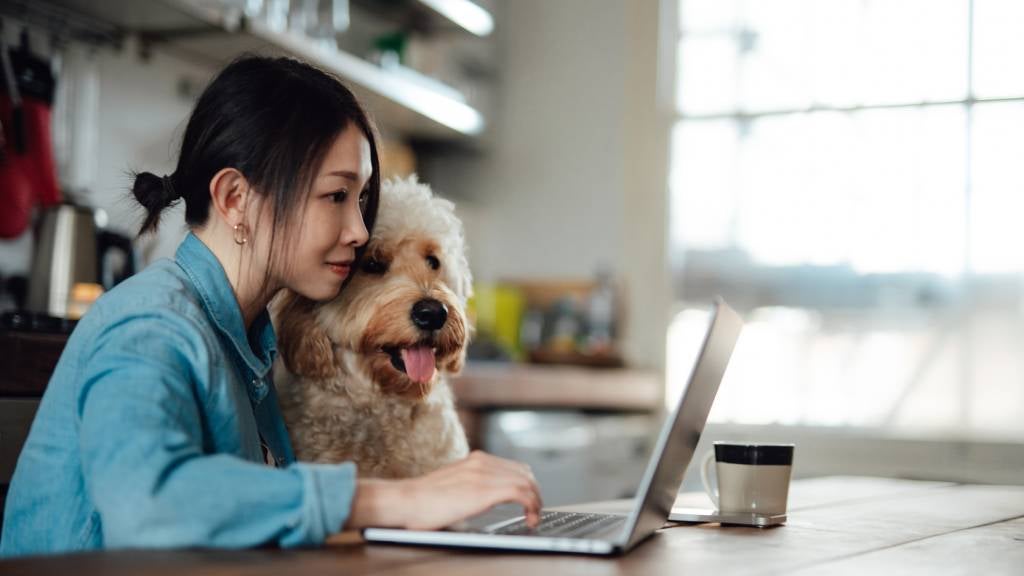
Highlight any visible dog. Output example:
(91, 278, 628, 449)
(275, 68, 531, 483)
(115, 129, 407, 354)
(272, 175, 472, 479)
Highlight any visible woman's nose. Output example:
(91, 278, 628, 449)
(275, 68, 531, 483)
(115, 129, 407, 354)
(342, 209, 370, 247)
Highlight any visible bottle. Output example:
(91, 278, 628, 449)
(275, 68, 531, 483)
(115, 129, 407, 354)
(585, 270, 616, 355)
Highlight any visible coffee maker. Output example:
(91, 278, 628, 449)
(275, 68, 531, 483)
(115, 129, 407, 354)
(26, 203, 135, 319)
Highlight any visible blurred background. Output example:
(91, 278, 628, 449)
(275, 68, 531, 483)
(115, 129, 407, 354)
(0, 0, 1021, 509)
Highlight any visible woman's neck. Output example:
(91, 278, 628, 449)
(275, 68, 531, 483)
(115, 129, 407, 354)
(193, 227, 278, 329)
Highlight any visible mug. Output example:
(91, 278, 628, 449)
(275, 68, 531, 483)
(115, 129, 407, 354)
(700, 442, 795, 515)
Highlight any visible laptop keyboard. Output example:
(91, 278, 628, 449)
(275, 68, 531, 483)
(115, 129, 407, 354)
(489, 511, 625, 538)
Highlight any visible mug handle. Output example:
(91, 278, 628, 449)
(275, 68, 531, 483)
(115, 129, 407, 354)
(700, 450, 719, 510)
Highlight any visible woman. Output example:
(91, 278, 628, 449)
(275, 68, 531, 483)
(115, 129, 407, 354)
(1, 56, 540, 556)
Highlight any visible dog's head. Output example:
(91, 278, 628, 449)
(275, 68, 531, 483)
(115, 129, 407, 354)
(276, 175, 473, 399)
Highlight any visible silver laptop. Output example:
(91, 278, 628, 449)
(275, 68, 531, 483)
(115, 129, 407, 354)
(363, 297, 743, 556)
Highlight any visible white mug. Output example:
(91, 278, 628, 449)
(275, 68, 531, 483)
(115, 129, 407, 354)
(700, 442, 795, 515)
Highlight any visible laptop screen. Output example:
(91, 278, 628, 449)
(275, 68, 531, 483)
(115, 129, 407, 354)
(619, 297, 743, 549)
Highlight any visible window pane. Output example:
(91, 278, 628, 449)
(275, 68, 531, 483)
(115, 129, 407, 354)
(726, 107, 966, 272)
(680, 0, 969, 116)
(734, 113, 821, 265)
(670, 120, 739, 250)
(848, 105, 966, 274)
(679, 0, 739, 32)
(808, 0, 863, 108)
(677, 36, 739, 115)
(860, 0, 968, 105)
(972, 0, 1024, 99)
(737, 0, 814, 112)
(970, 101, 1024, 273)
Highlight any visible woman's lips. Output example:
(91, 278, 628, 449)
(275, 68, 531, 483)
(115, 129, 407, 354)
(327, 262, 352, 277)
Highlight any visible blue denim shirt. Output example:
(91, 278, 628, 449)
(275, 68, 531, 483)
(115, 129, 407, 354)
(1, 233, 356, 557)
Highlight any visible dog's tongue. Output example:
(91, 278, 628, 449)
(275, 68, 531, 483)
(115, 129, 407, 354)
(401, 346, 436, 383)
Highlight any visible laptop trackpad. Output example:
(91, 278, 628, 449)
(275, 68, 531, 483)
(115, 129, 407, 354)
(449, 504, 525, 532)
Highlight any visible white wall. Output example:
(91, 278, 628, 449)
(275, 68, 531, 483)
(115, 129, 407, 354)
(91, 39, 215, 263)
(426, 0, 673, 370)
(441, 0, 629, 281)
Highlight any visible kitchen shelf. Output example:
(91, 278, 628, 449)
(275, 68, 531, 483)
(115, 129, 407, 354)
(413, 0, 494, 37)
(451, 362, 662, 411)
(19, 0, 487, 140)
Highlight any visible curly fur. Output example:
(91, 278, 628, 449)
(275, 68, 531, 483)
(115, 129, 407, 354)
(273, 175, 472, 478)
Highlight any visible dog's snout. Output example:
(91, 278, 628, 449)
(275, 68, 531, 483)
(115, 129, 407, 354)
(411, 299, 448, 331)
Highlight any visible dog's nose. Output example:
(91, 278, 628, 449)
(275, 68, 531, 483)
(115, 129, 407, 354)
(411, 299, 448, 331)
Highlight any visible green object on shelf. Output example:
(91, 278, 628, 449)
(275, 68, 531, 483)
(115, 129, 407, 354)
(374, 31, 407, 64)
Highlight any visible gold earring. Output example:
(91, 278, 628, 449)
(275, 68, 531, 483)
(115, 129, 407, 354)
(233, 223, 249, 245)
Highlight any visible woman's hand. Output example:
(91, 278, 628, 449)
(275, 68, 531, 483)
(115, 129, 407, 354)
(345, 450, 542, 531)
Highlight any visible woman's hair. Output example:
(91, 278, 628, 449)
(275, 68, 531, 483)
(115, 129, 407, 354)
(131, 55, 381, 287)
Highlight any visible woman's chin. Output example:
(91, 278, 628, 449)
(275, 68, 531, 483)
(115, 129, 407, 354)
(291, 280, 343, 303)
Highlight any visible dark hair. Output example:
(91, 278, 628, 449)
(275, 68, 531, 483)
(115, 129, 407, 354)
(131, 55, 381, 285)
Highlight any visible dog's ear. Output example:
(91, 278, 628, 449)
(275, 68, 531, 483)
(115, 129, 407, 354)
(445, 348, 467, 374)
(273, 291, 336, 380)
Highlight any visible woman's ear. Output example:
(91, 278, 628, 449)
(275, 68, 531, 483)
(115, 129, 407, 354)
(272, 290, 337, 380)
(208, 168, 252, 228)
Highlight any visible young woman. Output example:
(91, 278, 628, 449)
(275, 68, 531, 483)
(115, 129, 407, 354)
(1, 56, 540, 556)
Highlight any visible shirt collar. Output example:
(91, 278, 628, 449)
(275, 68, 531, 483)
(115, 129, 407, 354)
(175, 232, 277, 381)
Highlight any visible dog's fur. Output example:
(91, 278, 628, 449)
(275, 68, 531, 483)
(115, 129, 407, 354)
(272, 176, 472, 479)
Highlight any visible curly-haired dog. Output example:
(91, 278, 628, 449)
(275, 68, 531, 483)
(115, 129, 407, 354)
(272, 175, 472, 478)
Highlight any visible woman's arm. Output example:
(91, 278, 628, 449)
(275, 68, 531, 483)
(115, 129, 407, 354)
(77, 312, 353, 549)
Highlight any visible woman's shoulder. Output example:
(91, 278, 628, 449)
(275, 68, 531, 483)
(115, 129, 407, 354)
(98, 257, 201, 309)
(81, 258, 213, 343)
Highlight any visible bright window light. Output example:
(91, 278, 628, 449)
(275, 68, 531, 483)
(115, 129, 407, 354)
(670, 0, 1024, 440)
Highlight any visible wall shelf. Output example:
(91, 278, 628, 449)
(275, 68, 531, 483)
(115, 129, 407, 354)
(452, 362, 662, 411)
(13, 0, 488, 141)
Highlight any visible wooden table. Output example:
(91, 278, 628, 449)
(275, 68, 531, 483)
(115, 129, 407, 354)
(3, 476, 1023, 575)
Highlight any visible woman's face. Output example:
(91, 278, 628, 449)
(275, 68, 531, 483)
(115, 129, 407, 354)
(279, 123, 372, 301)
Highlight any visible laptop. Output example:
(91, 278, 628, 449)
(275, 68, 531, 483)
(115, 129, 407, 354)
(363, 297, 743, 555)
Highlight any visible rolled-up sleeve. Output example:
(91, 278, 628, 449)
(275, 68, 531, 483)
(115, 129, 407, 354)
(76, 311, 356, 549)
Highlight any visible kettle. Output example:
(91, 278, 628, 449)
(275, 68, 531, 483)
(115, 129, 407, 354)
(26, 204, 136, 318)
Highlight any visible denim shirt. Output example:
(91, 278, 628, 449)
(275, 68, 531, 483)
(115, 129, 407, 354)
(1, 233, 356, 557)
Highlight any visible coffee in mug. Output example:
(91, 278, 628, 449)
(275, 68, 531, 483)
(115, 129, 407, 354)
(700, 442, 795, 515)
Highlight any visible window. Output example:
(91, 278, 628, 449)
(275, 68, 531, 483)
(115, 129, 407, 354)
(668, 0, 1024, 440)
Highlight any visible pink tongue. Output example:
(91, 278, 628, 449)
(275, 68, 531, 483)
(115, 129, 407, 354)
(400, 346, 436, 383)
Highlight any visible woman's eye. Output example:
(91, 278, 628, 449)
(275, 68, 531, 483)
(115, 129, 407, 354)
(426, 255, 441, 270)
(361, 258, 389, 275)
(329, 190, 349, 204)
(358, 191, 370, 210)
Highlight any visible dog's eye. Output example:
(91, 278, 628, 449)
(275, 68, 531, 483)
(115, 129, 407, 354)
(426, 255, 441, 271)
(362, 258, 389, 275)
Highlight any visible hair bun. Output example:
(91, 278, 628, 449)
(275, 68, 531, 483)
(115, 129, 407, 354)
(131, 171, 178, 235)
